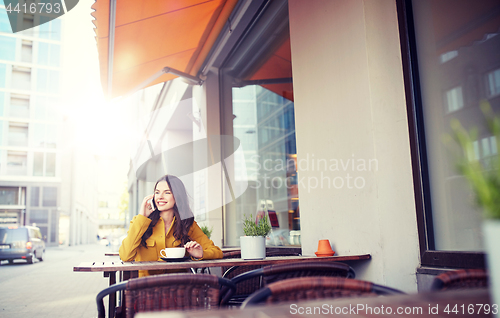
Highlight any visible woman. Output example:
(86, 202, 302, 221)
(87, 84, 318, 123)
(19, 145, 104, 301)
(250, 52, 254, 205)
(119, 175, 222, 277)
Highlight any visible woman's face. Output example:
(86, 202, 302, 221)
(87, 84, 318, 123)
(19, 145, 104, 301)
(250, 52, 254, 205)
(154, 181, 176, 212)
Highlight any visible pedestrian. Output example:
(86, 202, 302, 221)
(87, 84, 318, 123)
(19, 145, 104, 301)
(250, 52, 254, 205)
(119, 174, 222, 277)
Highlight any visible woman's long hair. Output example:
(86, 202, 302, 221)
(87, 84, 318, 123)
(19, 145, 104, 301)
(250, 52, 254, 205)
(141, 175, 194, 247)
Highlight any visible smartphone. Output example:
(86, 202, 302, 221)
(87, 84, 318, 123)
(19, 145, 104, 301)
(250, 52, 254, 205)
(147, 199, 155, 210)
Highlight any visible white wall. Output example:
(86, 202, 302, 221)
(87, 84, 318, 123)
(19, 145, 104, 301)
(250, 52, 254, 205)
(288, 0, 419, 292)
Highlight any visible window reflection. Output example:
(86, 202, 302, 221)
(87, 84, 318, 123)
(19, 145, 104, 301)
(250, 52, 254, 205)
(230, 85, 299, 247)
(412, 0, 500, 251)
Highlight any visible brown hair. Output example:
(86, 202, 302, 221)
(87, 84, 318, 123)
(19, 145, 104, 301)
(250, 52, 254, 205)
(141, 175, 194, 247)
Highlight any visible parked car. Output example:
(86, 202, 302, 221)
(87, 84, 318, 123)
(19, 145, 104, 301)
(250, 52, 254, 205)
(0, 226, 45, 264)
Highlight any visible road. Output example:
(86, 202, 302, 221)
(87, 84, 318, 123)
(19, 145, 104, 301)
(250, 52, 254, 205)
(0, 244, 114, 318)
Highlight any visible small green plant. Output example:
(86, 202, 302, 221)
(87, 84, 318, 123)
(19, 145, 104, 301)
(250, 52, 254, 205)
(200, 224, 213, 239)
(243, 214, 271, 236)
(447, 100, 500, 220)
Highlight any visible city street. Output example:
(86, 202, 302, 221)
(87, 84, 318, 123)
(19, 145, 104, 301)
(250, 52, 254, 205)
(0, 244, 113, 318)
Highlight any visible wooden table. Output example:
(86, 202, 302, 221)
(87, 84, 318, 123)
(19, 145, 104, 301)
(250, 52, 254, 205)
(75, 254, 370, 274)
(74, 254, 370, 318)
(103, 247, 284, 257)
(134, 288, 496, 318)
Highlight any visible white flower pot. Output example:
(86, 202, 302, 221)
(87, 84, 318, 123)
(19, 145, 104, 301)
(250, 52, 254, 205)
(240, 236, 266, 260)
(484, 219, 500, 318)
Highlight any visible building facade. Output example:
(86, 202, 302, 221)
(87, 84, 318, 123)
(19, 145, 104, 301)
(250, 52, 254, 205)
(0, 5, 99, 246)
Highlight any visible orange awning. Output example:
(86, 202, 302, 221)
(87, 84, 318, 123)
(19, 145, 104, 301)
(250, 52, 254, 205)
(249, 37, 294, 101)
(91, 0, 238, 98)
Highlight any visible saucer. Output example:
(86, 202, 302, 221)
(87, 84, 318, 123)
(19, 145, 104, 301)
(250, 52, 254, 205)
(161, 256, 190, 262)
(315, 251, 335, 257)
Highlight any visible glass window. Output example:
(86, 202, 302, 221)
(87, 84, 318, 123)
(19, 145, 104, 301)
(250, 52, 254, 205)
(37, 43, 60, 67)
(0, 36, 16, 61)
(34, 96, 47, 119)
(411, 0, 500, 252)
(49, 70, 59, 93)
(31, 123, 59, 148)
(9, 95, 30, 118)
(0, 91, 4, 116)
(38, 17, 51, 39)
(445, 86, 464, 113)
(0, 63, 6, 88)
(49, 44, 60, 67)
(225, 85, 299, 247)
(0, 121, 3, 146)
(31, 186, 40, 206)
(38, 19, 61, 41)
(46, 152, 55, 176)
(38, 42, 49, 65)
(42, 187, 57, 206)
(7, 151, 28, 175)
(11, 66, 31, 91)
(0, 187, 19, 205)
(51, 19, 61, 41)
(21, 41, 32, 63)
(36, 68, 48, 92)
(221, 4, 296, 247)
(30, 209, 48, 224)
(33, 152, 44, 176)
(50, 210, 57, 242)
(0, 8, 11, 33)
(8, 123, 29, 146)
(22, 15, 34, 37)
(487, 68, 500, 97)
(31, 123, 45, 147)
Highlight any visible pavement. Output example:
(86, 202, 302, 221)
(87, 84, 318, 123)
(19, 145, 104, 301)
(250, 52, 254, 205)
(0, 243, 117, 318)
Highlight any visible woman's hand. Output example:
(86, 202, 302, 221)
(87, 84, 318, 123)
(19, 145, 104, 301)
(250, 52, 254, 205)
(139, 194, 155, 217)
(185, 241, 203, 259)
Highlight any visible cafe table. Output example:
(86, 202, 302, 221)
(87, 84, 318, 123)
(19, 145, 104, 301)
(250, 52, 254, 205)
(134, 288, 495, 318)
(74, 253, 370, 317)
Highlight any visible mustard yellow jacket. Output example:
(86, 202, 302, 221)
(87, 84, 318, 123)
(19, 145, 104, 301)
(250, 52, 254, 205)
(119, 214, 222, 277)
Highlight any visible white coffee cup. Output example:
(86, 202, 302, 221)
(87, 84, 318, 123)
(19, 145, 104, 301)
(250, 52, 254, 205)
(160, 247, 186, 258)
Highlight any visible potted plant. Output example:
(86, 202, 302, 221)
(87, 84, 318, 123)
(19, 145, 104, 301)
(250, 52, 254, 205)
(449, 100, 500, 312)
(240, 214, 271, 260)
(200, 224, 213, 239)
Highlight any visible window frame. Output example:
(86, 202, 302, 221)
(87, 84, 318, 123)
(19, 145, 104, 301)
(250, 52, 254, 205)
(396, 0, 486, 269)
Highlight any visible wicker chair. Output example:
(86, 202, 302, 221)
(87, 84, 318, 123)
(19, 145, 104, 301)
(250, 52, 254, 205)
(96, 273, 236, 318)
(430, 269, 488, 291)
(222, 261, 355, 306)
(241, 276, 405, 308)
(221, 250, 301, 305)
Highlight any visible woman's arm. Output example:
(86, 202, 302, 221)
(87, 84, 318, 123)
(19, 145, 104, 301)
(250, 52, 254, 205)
(186, 221, 223, 260)
(119, 214, 152, 261)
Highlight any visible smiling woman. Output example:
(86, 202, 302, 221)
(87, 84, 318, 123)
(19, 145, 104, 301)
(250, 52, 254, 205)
(118, 174, 223, 277)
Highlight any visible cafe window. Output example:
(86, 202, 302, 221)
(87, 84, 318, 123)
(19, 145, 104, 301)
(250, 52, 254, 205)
(400, 0, 500, 267)
(221, 0, 298, 247)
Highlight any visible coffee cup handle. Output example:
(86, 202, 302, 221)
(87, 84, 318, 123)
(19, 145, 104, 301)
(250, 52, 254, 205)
(160, 249, 167, 258)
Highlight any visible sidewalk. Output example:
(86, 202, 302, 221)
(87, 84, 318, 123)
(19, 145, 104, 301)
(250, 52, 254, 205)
(0, 243, 117, 318)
